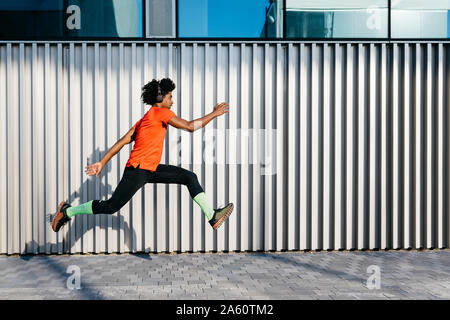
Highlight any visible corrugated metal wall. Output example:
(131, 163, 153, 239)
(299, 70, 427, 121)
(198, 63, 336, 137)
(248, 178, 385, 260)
(0, 41, 449, 255)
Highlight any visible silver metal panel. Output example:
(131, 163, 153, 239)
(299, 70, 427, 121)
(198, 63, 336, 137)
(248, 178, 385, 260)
(118, 43, 127, 253)
(369, 43, 377, 250)
(380, 43, 388, 250)
(167, 42, 177, 253)
(239, 43, 250, 252)
(334, 44, 344, 250)
(426, 43, 435, 249)
(346, 44, 356, 250)
(0, 45, 7, 254)
(415, 43, 424, 249)
(105, 43, 118, 253)
(357, 43, 366, 250)
(217, 43, 227, 252)
(392, 44, 401, 249)
(323, 44, 332, 250)
(264, 44, 274, 251)
(404, 43, 413, 249)
(0, 42, 448, 254)
(275, 43, 285, 251)
(437, 44, 445, 249)
(192, 43, 203, 252)
(311, 44, 320, 250)
(287, 43, 297, 250)
(204, 43, 215, 252)
(299, 43, 308, 250)
(180, 43, 191, 252)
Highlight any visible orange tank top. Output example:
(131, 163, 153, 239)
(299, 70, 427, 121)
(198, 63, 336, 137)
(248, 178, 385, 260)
(126, 106, 176, 172)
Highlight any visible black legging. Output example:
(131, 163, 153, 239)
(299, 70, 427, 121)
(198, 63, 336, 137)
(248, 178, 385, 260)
(92, 164, 204, 215)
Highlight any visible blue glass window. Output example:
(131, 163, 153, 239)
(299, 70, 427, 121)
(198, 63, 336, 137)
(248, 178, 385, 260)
(286, 0, 388, 38)
(178, 0, 283, 38)
(391, 0, 450, 38)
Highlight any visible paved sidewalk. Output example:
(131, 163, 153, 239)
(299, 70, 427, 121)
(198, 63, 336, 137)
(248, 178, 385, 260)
(0, 250, 449, 300)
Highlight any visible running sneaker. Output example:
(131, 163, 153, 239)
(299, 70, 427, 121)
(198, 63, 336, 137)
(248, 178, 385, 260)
(208, 203, 234, 230)
(52, 201, 72, 232)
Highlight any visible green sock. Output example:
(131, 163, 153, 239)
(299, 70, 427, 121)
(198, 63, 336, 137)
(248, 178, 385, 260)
(66, 200, 94, 218)
(193, 192, 215, 221)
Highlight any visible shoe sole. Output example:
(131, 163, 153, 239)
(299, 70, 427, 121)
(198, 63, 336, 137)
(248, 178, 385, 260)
(52, 201, 67, 232)
(212, 203, 234, 230)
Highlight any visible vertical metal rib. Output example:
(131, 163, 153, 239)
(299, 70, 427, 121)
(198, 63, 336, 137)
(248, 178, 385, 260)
(323, 43, 332, 250)
(180, 43, 190, 252)
(346, 43, 355, 250)
(0, 44, 7, 254)
(334, 43, 344, 250)
(217, 43, 227, 251)
(105, 42, 116, 253)
(299, 43, 308, 250)
(381, 43, 388, 250)
(204, 43, 215, 251)
(192, 43, 203, 251)
(239, 43, 250, 251)
(118, 43, 126, 253)
(369, 43, 378, 249)
(287, 43, 296, 250)
(403, 43, 412, 249)
(415, 43, 424, 249)
(168, 42, 177, 253)
(275, 43, 285, 251)
(437, 43, 445, 248)
(357, 43, 366, 250)
(426, 43, 435, 249)
(311, 43, 320, 250)
(392, 43, 401, 249)
(264, 43, 274, 251)
(229, 43, 239, 251)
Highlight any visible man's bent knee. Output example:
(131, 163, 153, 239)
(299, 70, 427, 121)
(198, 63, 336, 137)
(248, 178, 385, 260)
(186, 171, 198, 183)
(93, 200, 121, 215)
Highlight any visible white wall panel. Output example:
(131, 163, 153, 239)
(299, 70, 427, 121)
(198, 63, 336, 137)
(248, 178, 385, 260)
(415, 43, 424, 249)
(346, 43, 356, 250)
(0, 42, 449, 254)
(299, 43, 309, 250)
(334, 44, 344, 250)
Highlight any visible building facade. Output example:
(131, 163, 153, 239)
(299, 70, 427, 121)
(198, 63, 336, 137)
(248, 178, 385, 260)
(0, 1, 449, 254)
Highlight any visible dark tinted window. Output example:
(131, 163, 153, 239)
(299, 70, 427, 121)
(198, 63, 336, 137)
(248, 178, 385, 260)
(0, 0, 63, 38)
(0, 0, 143, 39)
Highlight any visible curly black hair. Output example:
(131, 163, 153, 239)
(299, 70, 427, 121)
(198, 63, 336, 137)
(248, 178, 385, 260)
(141, 78, 176, 105)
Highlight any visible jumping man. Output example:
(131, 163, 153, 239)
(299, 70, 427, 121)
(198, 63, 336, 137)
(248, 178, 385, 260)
(52, 78, 234, 233)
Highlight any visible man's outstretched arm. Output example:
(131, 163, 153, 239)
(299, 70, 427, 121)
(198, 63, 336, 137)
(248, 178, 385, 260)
(85, 127, 135, 177)
(168, 102, 229, 132)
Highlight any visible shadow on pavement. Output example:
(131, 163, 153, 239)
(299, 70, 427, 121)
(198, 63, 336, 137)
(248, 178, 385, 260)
(20, 241, 104, 300)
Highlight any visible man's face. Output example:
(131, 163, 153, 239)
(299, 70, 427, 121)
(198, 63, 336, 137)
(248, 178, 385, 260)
(162, 92, 174, 108)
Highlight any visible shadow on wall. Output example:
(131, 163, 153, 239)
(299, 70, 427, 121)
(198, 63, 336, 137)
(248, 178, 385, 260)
(40, 147, 151, 255)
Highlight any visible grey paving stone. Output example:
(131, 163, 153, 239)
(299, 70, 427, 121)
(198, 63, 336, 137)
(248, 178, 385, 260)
(1, 250, 450, 299)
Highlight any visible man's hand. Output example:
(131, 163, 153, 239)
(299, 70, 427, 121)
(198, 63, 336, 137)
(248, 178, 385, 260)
(85, 161, 104, 177)
(213, 102, 229, 116)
